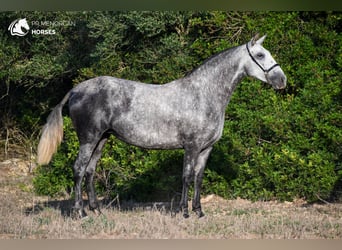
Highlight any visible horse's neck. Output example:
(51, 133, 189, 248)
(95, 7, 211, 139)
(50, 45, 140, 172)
(187, 45, 246, 107)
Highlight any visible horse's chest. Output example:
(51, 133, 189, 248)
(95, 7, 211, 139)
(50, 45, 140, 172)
(205, 115, 225, 143)
(181, 111, 225, 146)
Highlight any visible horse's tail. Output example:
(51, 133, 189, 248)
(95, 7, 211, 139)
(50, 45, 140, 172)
(37, 91, 71, 165)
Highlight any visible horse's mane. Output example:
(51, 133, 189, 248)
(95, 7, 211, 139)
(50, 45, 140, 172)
(184, 45, 240, 77)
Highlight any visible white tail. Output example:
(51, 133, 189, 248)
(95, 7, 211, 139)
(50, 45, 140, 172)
(37, 92, 70, 165)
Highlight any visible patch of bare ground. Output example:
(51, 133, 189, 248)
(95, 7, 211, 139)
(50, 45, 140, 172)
(1, 158, 342, 239)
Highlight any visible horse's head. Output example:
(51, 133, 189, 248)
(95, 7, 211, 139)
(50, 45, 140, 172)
(18, 18, 30, 31)
(244, 34, 287, 90)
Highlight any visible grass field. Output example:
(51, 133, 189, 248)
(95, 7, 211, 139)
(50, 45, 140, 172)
(1, 158, 342, 239)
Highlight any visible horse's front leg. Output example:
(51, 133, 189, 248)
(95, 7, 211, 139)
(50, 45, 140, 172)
(192, 146, 213, 218)
(179, 149, 198, 218)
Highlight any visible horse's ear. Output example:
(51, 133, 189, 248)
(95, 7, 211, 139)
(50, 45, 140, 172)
(251, 33, 267, 46)
(256, 34, 267, 45)
(251, 33, 260, 46)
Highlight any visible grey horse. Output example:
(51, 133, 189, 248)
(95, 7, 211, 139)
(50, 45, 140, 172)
(37, 34, 286, 218)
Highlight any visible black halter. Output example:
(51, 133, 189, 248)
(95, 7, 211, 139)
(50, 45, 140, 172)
(246, 43, 279, 77)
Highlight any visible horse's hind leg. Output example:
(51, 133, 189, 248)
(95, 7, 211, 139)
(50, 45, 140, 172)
(85, 137, 108, 214)
(72, 142, 97, 218)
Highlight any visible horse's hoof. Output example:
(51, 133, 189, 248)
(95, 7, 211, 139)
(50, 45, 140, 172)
(71, 208, 87, 219)
(183, 213, 190, 219)
(193, 207, 205, 218)
(171, 210, 178, 218)
(92, 208, 102, 216)
(196, 211, 205, 218)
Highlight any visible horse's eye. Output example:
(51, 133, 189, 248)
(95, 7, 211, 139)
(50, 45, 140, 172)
(256, 53, 264, 59)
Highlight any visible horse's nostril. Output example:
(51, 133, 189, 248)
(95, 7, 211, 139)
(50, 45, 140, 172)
(281, 75, 287, 85)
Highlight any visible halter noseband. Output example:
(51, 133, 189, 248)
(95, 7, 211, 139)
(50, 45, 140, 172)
(246, 43, 279, 78)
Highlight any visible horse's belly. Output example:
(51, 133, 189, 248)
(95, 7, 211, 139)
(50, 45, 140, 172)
(111, 120, 183, 149)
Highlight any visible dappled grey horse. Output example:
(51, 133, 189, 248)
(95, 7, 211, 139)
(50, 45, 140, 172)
(37, 34, 286, 218)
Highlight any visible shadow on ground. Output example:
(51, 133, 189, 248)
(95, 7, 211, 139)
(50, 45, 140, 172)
(24, 195, 182, 218)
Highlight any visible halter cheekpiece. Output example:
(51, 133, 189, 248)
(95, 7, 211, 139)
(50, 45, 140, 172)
(246, 43, 279, 77)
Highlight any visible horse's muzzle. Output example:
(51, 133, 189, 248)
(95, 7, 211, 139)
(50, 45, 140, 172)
(267, 70, 287, 90)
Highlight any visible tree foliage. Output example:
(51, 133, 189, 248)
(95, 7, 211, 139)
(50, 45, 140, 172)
(1, 11, 341, 202)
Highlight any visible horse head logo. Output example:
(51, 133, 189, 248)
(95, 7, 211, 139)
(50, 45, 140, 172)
(8, 18, 30, 36)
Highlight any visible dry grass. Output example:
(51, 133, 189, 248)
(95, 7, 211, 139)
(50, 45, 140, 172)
(1, 159, 342, 239)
